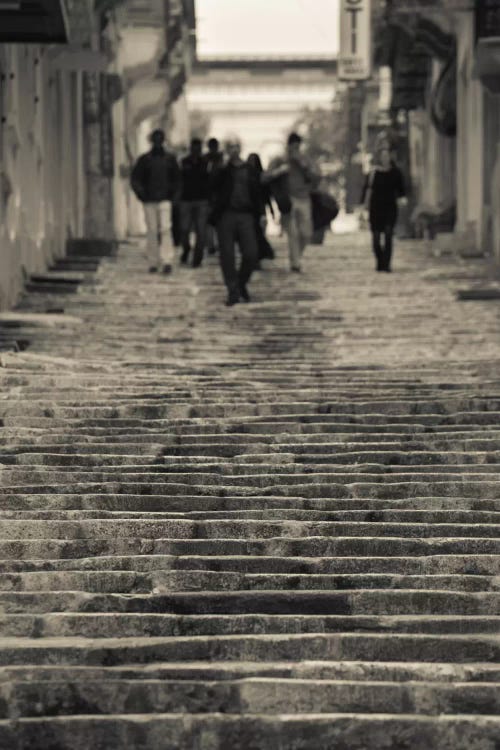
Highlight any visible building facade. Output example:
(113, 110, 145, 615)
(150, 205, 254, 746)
(370, 0, 500, 258)
(0, 0, 195, 310)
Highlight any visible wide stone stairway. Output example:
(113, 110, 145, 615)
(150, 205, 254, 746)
(0, 232, 500, 748)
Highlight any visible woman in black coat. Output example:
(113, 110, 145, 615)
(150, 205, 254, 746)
(247, 153, 275, 262)
(361, 148, 406, 272)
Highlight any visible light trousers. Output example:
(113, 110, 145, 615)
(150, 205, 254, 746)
(143, 201, 174, 267)
(283, 196, 313, 269)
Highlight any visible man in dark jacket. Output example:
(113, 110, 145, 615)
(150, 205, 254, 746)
(130, 129, 180, 274)
(210, 136, 265, 306)
(179, 138, 210, 268)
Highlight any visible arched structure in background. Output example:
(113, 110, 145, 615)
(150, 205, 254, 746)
(187, 55, 337, 165)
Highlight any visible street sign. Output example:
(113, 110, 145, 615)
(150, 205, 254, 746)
(339, 0, 372, 80)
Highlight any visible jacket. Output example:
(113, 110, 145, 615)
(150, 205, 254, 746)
(265, 156, 320, 215)
(180, 155, 210, 202)
(130, 147, 180, 203)
(208, 161, 265, 226)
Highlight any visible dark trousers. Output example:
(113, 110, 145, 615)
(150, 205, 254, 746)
(372, 225, 394, 270)
(217, 211, 258, 296)
(180, 200, 209, 263)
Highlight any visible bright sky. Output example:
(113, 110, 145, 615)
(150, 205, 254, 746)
(196, 0, 340, 57)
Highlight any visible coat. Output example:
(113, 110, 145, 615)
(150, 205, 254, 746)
(361, 166, 405, 231)
(208, 162, 265, 226)
(130, 148, 180, 203)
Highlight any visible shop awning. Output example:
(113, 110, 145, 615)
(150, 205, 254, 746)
(0, 0, 69, 43)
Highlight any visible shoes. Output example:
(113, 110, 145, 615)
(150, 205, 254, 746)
(208, 246, 217, 256)
(239, 283, 251, 303)
(180, 250, 190, 265)
(225, 292, 240, 307)
(162, 264, 172, 275)
(149, 266, 158, 273)
(291, 266, 301, 273)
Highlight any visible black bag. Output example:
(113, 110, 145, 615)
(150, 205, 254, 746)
(311, 190, 339, 231)
(269, 177, 292, 215)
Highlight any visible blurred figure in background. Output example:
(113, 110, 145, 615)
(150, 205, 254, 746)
(263, 132, 320, 273)
(205, 138, 224, 255)
(130, 129, 180, 275)
(361, 147, 406, 272)
(179, 137, 210, 268)
(247, 153, 275, 264)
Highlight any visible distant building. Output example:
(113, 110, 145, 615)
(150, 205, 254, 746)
(187, 55, 337, 164)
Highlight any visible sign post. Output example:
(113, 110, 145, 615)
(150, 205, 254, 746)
(339, 0, 372, 81)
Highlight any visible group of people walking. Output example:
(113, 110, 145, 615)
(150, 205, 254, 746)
(131, 128, 406, 305)
(130, 129, 330, 306)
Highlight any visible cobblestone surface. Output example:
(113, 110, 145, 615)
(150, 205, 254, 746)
(1, 233, 500, 748)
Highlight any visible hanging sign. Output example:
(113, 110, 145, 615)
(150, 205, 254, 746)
(339, 0, 372, 80)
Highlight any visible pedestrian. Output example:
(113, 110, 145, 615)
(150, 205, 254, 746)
(130, 129, 180, 274)
(247, 153, 275, 263)
(179, 137, 210, 267)
(263, 132, 320, 273)
(205, 137, 224, 255)
(361, 147, 407, 272)
(209, 135, 265, 306)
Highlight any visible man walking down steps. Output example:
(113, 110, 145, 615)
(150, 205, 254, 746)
(0, 230, 500, 748)
(131, 128, 181, 275)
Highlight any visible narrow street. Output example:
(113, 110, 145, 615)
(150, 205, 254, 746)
(0, 233, 500, 748)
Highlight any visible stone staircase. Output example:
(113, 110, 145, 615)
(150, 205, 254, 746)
(0, 233, 499, 748)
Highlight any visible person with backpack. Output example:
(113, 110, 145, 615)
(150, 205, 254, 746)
(130, 129, 180, 274)
(263, 132, 320, 273)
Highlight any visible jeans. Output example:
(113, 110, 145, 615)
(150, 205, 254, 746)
(372, 225, 394, 270)
(143, 202, 174, 267)
(282, 196, 312, 269)
(217, 211, 259, 296)
(179, 200, 209, 262)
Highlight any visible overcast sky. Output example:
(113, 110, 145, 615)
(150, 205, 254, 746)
(196, 0, 339, 57)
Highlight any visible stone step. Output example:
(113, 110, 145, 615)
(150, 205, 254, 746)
(4, 480, 500, 501)
(2, 712, 500, 750)
(1, 613, 499, 638)
(2, 518, 500, 540)
(3, 469, 500, 491)
(0, 633, 497, 665)
(1, 554, 497, 577)
(0, 569, 497, 593)
(6, 451, 500, 470)
(2, 659, 500, 684)
(4, 395, 500, 411)
(2, 677, 500, 719)
(0, 590, 498, 616)
(3, 494, 498, 512)
(6, 437, 500, 456)
(1, 536, 499, 561)
(2, 509, 500, 525)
